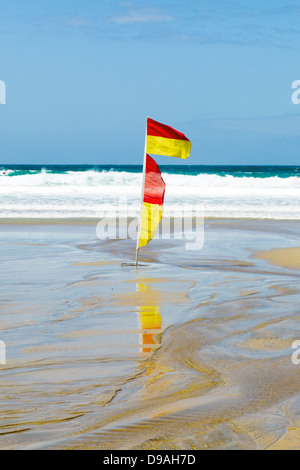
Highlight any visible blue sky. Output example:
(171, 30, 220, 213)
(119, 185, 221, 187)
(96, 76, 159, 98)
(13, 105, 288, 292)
(1, 0, 300, 165)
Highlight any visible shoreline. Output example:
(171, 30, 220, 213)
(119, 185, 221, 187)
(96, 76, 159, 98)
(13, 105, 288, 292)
(1, 217, 299, 271)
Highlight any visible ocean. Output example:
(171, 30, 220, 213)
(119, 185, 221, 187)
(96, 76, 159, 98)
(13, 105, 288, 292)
(0, 164, 299, 219)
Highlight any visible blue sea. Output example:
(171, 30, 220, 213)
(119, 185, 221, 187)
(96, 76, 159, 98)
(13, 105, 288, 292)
(0, 164, 299, 219)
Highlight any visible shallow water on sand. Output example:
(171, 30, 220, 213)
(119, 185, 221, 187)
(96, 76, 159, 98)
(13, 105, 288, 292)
(0, 220, 299, 449)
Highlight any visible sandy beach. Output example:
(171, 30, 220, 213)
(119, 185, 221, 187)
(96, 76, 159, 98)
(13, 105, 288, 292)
(0, 218, 300, 450)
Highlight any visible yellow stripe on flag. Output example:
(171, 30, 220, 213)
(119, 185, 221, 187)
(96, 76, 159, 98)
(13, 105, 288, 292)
(138, 202, 163, 249)
(147, 135, 191, 159)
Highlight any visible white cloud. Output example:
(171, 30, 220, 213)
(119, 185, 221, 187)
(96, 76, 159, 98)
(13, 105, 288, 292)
(110, 10, 173, 25)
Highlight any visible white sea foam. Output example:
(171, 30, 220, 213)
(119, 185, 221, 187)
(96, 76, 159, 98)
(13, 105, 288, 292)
(0, 170, 299, 219)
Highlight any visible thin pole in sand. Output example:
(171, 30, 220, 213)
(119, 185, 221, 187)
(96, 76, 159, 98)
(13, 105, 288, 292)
(135, 118, 148, 267)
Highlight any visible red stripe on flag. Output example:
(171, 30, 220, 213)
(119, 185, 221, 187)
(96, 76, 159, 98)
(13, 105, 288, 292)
(147, 117, 189, 141)
(143, 155, 166, 206)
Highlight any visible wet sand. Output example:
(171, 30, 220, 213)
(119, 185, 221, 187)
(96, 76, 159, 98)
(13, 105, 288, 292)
(256, 247, 300, 270)
(0, 218, 299, 450)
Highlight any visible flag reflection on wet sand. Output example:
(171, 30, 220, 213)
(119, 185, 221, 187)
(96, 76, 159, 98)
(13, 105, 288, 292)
(136, 283, 163, 354)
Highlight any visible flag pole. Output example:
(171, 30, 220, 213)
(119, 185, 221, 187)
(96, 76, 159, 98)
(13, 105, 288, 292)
(135, 118, 148, 266)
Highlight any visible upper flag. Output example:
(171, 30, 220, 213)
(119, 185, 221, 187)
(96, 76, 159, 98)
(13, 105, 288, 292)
(138, 154, 166, 249)
(146, 117, 191, 160)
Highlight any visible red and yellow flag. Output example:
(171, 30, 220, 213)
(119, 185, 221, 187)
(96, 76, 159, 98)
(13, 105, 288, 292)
(136, 118, 191, 259)
(138, 154, 166, 249)
(146, 117, 191, 160)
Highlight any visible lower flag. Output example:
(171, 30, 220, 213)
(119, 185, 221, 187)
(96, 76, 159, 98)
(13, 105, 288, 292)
(138, 154, 166, 249)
